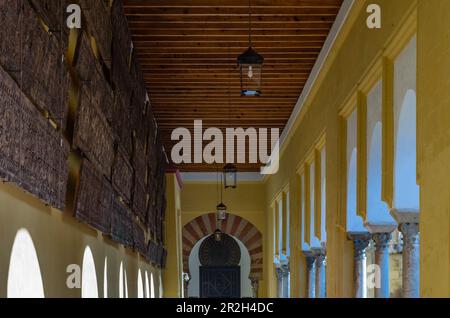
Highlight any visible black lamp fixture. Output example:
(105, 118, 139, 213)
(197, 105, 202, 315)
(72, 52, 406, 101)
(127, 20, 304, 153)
(237, 0, 264, 97)
(223, 163, 237, 189)
(216, 167, 228, 221)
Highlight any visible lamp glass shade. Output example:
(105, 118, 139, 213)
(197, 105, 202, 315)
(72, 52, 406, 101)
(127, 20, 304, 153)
(223, 164, 237, 189)
(237, 47, 264, 97)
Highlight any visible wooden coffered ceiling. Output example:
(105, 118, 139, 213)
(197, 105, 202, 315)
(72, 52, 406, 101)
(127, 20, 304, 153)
(122, 0, 343, 172)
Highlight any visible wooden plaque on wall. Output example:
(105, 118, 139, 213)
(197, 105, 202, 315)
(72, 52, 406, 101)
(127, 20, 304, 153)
(21, 2, 70, 130)
(75, 160, 113, 234)
(0, 65, 69, 210)
(80, 0, 112, 66)
(74, 87, 115, 178)
(111, 196, 134, 248)
(0, 0, 22, 78)
(112, 146, 133, 204)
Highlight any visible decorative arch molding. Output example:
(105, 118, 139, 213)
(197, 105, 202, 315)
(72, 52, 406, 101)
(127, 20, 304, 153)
(182, 213, 263, 279)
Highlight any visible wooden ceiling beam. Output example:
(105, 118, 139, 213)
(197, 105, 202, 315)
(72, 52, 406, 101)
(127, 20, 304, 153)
(123, 0, 342, 8)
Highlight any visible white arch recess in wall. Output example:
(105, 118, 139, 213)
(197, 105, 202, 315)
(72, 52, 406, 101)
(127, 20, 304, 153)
(145, 271, 150, 298)
(82, 246, 99, 298)
(394, 90, 419, 209)
(104, 258, 109, 298)
(137, 269, 144, 298)
(187, 235, 253, 298)
(7, 229, 45, 298)
(150, 273, 155, 298)
(393, 36, 418, 210)
(159, 273, 163, 298)
(119, 262, 124, 298)
(346, 110, 365, 232)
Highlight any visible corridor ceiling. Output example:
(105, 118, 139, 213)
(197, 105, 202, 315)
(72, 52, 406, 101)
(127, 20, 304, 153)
(123, 0, 344, 172)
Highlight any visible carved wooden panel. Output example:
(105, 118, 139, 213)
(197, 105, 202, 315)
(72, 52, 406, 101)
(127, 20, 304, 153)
(112, 93, 133, 156)
(75, 160, 113, 234)
(76, 33, 114, 123)
(111, 196, 134, 248)
(146, 240, 157, 264)
(21, 2, 70, 130)
(75, 33, 97, 82)
(0, 65, 69, 210)
(0, 0, 22, 77)
(112, 146, 133, 204)
(74, 87, 115, 178)
(133, 222, 147, 256)
(80, 0, 112, 65)
(112, 0, 132, 62)
(29, 0, 63, 34)
(132, 177, 147, 223)
(133, 138, 147, 186)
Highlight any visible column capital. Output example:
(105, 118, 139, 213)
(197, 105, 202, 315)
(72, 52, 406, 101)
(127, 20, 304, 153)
(348, 233, 371, 259)
(304, 252, 316, 271)
(400, 222, 420, 245)
(373, 232, 391, 250)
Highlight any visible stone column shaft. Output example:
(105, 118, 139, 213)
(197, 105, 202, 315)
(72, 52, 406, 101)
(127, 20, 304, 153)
(275, 268, 283, 298)
(281, 264, 290, 298)
(350, 234, 371, 298)
(373, 233, 391, 298)
(400, 223, 420, 298)
(305, 255, 316, 298)
(315, 254, 326, 298)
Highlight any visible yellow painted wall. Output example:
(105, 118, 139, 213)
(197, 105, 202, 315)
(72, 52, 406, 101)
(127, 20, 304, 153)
(417, 0, 450, 297)
(0, 181, 161, 298)
(163, 174, 183, 297)
(179, 181, 267, 297)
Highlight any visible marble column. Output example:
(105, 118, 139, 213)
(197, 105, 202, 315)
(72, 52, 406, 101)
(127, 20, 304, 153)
(182, 273, 191, 298)
(372, 233, 391, 298)
(315, 254, 326, 298)
(250, 278, 259, 298)
(399, 222, 420, 298)
(305, 254, 316, 298)
(275, 267, 283, 298)
(349, 234, 371, 298)
(281, 264, 290, 298)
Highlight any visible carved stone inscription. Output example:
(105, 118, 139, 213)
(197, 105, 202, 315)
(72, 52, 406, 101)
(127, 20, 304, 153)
(0, 66, 69, 210)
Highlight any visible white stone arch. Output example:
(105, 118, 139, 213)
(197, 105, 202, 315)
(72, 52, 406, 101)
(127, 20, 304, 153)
(367, 122, 390, 219)
(119, 262, 125, 298)
(394, 89, 419, 209)
(103, 257, 108, 298)
(7, 229, 45, 298)
(150, 272, 155, 298)
(81, 246, 99, 298)
(159, 273, 163, 298)
(393, 35, 418, 211)
(187, 234, 253, 298)
(145, 271, 150, 298)
(347, 148, 365, 231)
(137, 269, 144, 298)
